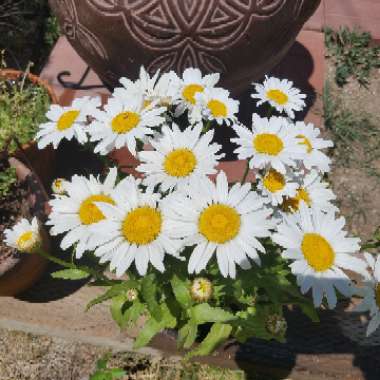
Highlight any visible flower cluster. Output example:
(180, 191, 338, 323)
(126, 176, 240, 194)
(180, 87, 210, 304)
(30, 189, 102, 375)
(6, 68, 379, 356)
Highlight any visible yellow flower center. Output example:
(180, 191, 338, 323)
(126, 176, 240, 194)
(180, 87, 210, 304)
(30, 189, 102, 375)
(297, 134, 313, 153)
(182, 84, 204, 104)
(54, 179, 63, 189)
(16, 231, 34, 252)
(57, 110, 80, 131)
(263, 169, 286, 193)
(253, 133, 284, 156)
(111, 111, 140, 134)
(282, 188, 311, 213)
(199, 204, 241, 244)
(207, 99, 227, 118)
(376, 284, 380, 308)
(78, 194, 115, 225)
(301, 233, 335, 272)
(122, 206, 162, 245)
(143, 99, 152, 109)
(266, 89, 289, 105)
(163, 148, 197, 177)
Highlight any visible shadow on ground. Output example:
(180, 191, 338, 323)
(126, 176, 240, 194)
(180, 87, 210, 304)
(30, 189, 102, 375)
(233, 304, 380, 380)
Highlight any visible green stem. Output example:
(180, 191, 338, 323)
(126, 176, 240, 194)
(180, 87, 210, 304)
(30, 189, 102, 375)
(202, 120, 212, 134)
(267, 105, 274, 118)
(36, 248, 113, 285)
(241, 161, 250, 184)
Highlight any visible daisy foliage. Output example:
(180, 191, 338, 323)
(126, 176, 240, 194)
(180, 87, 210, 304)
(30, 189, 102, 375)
(8, 70, 375, 357)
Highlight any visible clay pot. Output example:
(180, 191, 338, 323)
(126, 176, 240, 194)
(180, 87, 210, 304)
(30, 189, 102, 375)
(0, 158, 49, 297)
(49, 0, 320, 93)
(0, 69, 59, 187)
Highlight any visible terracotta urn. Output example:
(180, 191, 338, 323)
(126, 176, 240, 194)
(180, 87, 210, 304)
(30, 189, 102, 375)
(49, 0, 320, 93)
(0, 158, 49, 297)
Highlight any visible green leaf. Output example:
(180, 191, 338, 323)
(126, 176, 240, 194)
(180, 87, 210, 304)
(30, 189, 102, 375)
(134, 303, 176, 349)
(170, 274, 192, 309)
(89, 372, 108, 380)
(109, 368, 126, 379)
(123, 301, 145, 327)
(86, 280, 139, 310)
(186, 323, 232, 358)
(299, 302, 320, 323)
(134, 317, 162, 349)
(178, 321, 198, 349)
(189, 303, 236, 324)
(51, 269, 90, 280)
(110, 295, 127, 328)
(96, 358, 108, 370)
(90, 369, 126, 380)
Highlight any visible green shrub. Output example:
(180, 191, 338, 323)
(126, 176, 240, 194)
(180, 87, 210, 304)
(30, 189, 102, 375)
(325, 27, 380, 87)
(0, 60, 50, 196)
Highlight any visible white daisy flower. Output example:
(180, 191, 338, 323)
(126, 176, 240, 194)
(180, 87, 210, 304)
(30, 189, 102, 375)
(46, 167, 118, 258)
(165, 171, 275, 278)
(4, 217, 41, 253)
(196, 87, 239, 126)
(273, 203, 367, 309)
(51, 178, 68, 195)
(115, 67, 180, 108)
(175, 67, 220, 122)
(231, 114, 306, 174)
(294, 121, 334, 173)
(281, 170, 337, 213)
(88, 95, 166, 155)
(89, 176, 183, 277)
(251, 76, 306, 119)
(257, 168, 298, 207)
(136, 123, 224, 192)
(36, 96, 101, 149)
(354, 253, 380, 336)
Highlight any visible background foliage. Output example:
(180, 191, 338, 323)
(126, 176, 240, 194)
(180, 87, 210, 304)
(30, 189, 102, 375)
(0, 0, 60, 72)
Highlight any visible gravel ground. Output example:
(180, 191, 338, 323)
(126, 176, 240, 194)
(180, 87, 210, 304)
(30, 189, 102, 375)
(326, 60, 380, 240)
(0, 329, 245, 380)
(0, 329, 106, 380)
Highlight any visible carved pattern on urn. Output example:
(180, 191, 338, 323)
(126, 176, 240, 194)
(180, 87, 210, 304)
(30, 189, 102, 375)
(49, 0, 321, 92)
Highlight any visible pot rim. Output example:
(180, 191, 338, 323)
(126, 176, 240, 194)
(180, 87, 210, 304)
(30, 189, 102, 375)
(0, 68, 59, 152)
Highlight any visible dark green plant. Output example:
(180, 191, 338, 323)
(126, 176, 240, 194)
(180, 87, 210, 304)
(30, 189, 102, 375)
(90, 355, 126, 380)
(44, 15, 60, 48)
(49, 243, 317, 358)
(325, 27, 380, 87)
(0, 0, 60, 71)
(0, 166, 17, 198)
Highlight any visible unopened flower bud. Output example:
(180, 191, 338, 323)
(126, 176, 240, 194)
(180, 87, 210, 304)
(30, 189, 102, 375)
(52, 178, 67, 195)
(190, 277, 213, 302)
(126, 288, 138, 301)
(265, 314, 287, 336)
